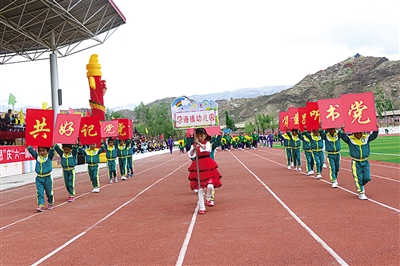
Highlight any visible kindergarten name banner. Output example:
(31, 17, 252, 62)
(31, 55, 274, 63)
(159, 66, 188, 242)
(171, 97, 219, 129)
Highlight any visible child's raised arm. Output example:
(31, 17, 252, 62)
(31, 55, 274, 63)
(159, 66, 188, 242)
(54, 144, 63, 156)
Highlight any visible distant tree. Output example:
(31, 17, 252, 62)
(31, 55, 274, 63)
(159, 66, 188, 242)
(257, 113, 272, 133)
(148, 102, 174, 138)
(105, 108, 124, 120)
(375, 85, 394, 125)
(134, 102, 151, 125)
(225, 111, 236, 131)
(244, 122, 254, 134)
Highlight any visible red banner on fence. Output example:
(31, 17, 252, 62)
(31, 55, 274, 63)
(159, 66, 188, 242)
(25, 109, 54, 147)
(340, 92, 377, 132)
(0, 145, 35, 164)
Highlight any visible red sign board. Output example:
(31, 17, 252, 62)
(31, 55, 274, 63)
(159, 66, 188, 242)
(298, 107, 307, 131)
(101, 120, 119, 138)
(288, 107, 300, 130)
(115, 119, 130, 140)
(79, 116, 101, 145)
(25, 109, 54, 147)
(53, 114, 81, 144)
(279, 111, 289, 131)
(318, 98, 344, 129)
(340, 92, 377, 132)
(305, 102, 320, 131)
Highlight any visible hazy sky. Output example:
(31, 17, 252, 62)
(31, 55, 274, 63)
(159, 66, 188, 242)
(1, 0, 399, 111)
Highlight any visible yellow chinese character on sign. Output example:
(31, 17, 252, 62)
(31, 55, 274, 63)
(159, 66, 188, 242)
(118, 123, 126, 136)
(326, 104, 341, 121)
(59, 121, 75, 136)
(291, 112, 299, 125)
(301, 113, 307, 125)
(30, 117, 51, 139)
(348, 100, 371, 124)
(310, 110, 320, 121)
(81, 124, 98, 137)
(282, 115, 288, 128)
(104, 123, 115, 134)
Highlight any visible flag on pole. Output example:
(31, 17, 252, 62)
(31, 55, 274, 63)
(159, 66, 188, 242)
(19, 109, 24, 125)
(145, 128, 148, 134)
(68, 107, 74, 114)
(42, 102, 48, 110)
(8, 93, 16, 106)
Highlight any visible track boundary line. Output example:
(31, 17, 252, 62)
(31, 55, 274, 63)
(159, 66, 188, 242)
(30, 161, 189, 266)
(230, 151, 349, 266)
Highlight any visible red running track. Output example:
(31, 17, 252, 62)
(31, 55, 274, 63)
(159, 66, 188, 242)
(0, 148, 399, 265)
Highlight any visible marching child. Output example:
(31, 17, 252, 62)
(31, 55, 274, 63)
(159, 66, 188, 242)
(178, 139, 185, 153)
(340, 127, 379, 200)
(103, 138, 118, 183)
(54, 143, 78, 201)
(278, 131, 293, 169)
(126, 138, 135, 177)
(27, 145, 56, 212)
(298, 130, 314, 175)
(320, 128, 342, 188)
(287, 129, 302, 171)
(116, 138, 130, 180)
(303, 126, 324, 179)
(80, 143, 105, 193)
(188, 128, 222, 214)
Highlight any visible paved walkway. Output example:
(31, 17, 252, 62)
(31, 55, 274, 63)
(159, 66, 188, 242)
(0, 149, 172, 191)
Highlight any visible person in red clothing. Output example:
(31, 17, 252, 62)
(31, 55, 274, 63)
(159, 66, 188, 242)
(188, 128, 222, 214)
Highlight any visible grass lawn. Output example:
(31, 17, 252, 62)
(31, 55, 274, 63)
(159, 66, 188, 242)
(273, 135, 400, 164)
(340, 135, 400, 164)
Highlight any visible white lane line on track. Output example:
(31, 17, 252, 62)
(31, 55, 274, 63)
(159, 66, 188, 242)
(230, 151, 349, 266)
(243, 150, 400, 213)
(260, 149, 400, 182)
(175, 203, 200, 266)
(31, 161, 189, 266)
(1, 156, 182, 231)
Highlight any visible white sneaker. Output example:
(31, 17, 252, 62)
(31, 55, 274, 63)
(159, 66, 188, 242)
(121, 176, 127, 180)
(290, 162, 294, 167)
(297, 168, 302, 172)
(323, 163, 327, 168)
(114, 177, 118, 183)
(331, 182, 338, 188)
(109, 180, 113, 184)
(310, 170, 315, 175)
(194, 189, 199, 193)
(91, 187, 100, 193)
(358, 194, 368, 200)
(307, 171, 313, 176)
(316, 174, 322, 179)
(287, 166, 291, 170)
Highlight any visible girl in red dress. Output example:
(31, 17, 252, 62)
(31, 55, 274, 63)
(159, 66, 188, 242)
(188, 128, 222, 214)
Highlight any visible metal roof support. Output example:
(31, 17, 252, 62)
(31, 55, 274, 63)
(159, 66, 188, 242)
(49, 31, 60, 122)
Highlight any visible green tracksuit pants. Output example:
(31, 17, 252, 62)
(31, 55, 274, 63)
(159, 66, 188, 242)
(127, 156, 134, 175)
(285, 147, 292, 166)
(312, 150, 324, 174)
(107, 159, 117, 179)
(63, 169, 76, 197)
(88, 164, 100, 188)
(327, 153, 340, 183)
(36, 175, 54, 206)
(291, 148, 301, 167)
(118, 157, 127, 177)
(351, 160, 370, 194)
(304, 150, 314, 172)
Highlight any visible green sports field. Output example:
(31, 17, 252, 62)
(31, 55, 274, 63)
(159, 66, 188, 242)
(340, 135, 400, 164)
(274, 135, 400, 164)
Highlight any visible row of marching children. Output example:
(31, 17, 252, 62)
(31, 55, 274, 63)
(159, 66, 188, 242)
(278, 124, 379, 200)
(26, 137, 135, 212)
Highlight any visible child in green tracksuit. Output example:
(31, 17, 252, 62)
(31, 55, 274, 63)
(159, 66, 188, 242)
(298, 131, 314, 175)
(116, 139, 130, 180)
(126, 139, 135, 177)
(103, 138, 118, 183)
(54, 144, 78, 201)
(27, 145, 55, 212)
(340, 128, 379, 200)
(278, 131, 293, 169)
(80, 143, 105, 193)
(320, 128, 342, 188)
(287, 129, 302, 171)
(303, 128, 324, 179)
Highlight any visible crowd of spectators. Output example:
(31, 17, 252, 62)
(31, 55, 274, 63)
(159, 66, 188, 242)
(1, 109, 25, 145)
(133, 135, 167, 153)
